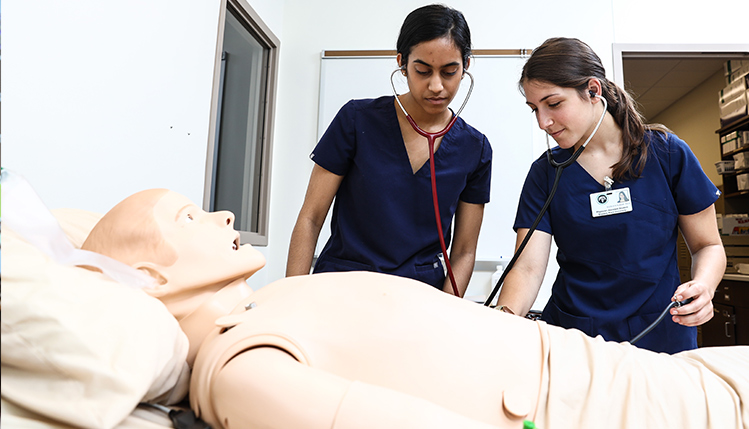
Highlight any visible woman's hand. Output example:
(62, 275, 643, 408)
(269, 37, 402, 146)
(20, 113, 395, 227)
(670, 280, 715, 326)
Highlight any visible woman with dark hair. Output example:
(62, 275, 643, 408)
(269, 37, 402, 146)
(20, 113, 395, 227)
(495, 37, 725, 353)
(287, 4, 492, 297)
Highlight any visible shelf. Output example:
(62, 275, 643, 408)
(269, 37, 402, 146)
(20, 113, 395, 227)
(724, 146, 749, 158)
(722, 235, 749, 246)
(717, 115, 749, 135)
(725, 190, 749, 198)
(723, 273, 749, 282)
(720, 167, 749, 177)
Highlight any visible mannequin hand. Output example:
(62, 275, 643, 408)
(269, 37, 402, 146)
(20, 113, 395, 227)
(670, 280, 715, 327)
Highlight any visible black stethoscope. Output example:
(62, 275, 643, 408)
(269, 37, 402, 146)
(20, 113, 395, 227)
(483, 92, 608, 307)
(390, 68, 475, 296)
(481, 93, 689, 344)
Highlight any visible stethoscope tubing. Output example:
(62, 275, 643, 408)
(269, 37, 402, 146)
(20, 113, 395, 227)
(484, 95, 608, 307)
(391, 68, 475, 296)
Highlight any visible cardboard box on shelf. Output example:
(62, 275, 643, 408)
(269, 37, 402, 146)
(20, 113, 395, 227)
(734, 152, 749, 170)
(725, 60, 745, 76)
(724, 131, 739, 142)
(720, 91, 748, 124)
(719, 73, 749, 103)
(723, 138, 739, 155)
(727, 64, 749, 85)
(738, 173, 749, 191)
(723, 214, 749, 235)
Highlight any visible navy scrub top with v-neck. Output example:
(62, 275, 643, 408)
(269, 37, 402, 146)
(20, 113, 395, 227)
(311, 96, 492, 288)
(514, 131, 719, 353)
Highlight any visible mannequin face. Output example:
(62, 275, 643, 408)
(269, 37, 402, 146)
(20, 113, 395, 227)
(148, 190, 265, 290)
(83, 188, 263, 322)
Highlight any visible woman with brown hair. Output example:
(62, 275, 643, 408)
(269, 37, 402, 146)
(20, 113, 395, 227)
(495, 37, 725, 353)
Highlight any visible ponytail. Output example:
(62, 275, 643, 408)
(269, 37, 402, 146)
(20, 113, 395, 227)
(602, 80, 670, 180)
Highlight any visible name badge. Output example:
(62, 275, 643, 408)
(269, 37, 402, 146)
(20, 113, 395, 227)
(590, 187, 633, 218)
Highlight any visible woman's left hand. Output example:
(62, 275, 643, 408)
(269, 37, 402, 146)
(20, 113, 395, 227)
(670, 280, 715, 327)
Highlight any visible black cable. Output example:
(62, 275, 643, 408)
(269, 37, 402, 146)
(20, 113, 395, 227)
(629, 302, 678, 344)
(483, 144, 586, 307)
(630, 297, 694, 344)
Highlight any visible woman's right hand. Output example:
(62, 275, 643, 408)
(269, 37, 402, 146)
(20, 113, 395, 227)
(494, 229, 552, 317)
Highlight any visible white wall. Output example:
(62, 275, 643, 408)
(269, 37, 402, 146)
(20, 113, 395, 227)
(264, 0, 615, 294)
(3, 0, 225, 211)
(4, 0, 747, 295)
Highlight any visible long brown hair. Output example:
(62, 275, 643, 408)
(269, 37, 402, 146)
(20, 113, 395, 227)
(519, 37, 669, 180)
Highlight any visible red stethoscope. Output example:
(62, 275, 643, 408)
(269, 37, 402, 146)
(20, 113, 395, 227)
(390, 68, 475, 296)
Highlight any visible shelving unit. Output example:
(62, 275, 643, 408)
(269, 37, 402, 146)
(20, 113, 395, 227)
(717, 116, 749, 211)
(702, 115, 749, 347)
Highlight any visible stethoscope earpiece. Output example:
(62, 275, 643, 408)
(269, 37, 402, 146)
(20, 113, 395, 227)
(389, 67, 475, 297)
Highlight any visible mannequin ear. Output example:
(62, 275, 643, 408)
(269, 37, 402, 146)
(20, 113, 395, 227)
(133, 261, 168, 291)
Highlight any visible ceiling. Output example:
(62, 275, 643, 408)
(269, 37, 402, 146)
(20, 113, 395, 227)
(622, 56, 727, 121)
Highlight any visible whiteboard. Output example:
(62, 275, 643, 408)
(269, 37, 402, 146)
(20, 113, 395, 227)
(316, 51, 558, 308)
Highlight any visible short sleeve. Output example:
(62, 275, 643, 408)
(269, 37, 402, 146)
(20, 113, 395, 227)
(513, 156, 553, 234)
(459, 134, 493, 204)
(663, 133, 720, 215)
(311, 100, 359, 176)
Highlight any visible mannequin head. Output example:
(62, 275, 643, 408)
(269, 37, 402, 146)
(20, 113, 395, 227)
(82, 189, 265, 320)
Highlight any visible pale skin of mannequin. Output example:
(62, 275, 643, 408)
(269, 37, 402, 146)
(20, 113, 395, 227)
(83, 189, 535, 428)
(495, 78, 726, 322)
(286, 36, 483, 297)
(83, 189, 745, 429)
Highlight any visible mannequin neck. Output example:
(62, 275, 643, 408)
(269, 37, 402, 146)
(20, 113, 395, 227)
(177, 279, 254, 366)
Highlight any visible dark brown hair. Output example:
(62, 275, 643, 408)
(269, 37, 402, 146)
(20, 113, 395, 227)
(519, 37, 669, 180)
(396, 4, 472, 68)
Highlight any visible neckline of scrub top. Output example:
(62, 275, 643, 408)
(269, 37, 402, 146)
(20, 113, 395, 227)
(388, 96, 454, 176)
(551, 145, 613, 191)
(575, 161, 611, 190)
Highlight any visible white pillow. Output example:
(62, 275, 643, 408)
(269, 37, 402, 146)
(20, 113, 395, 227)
(1, 210, 190, 429)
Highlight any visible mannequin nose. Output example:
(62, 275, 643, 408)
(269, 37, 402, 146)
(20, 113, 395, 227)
(212, 210, 235, 227)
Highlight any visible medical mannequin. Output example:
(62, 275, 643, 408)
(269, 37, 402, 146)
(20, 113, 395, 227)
(83, 189, 748, 429)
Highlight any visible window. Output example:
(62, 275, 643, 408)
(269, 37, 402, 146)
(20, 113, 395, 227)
(205, 0, 278, 246)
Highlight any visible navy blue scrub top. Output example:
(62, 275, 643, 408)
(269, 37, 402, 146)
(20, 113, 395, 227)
(311, 96, 492, 288)
(514, 131, 720, 353)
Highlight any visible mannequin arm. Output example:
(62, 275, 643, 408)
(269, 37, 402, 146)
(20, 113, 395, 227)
(211, 347, 505, 429)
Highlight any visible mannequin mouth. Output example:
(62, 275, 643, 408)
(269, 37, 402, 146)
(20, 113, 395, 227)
(232, 235, 240, 251)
